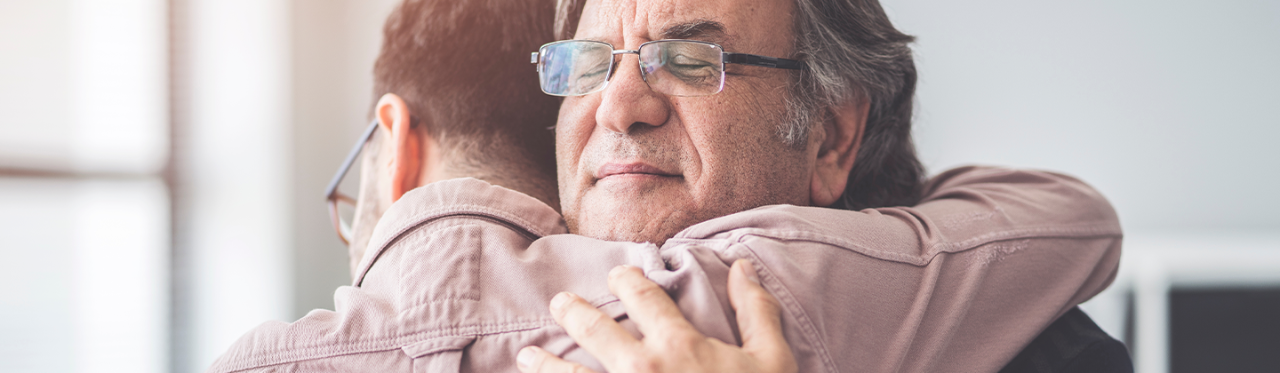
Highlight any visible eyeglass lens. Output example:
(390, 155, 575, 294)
(538, 40, 726, 97)
(539, 41, 613, 96)
(329, 193, 356, 244)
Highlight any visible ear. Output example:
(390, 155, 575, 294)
(809, 97, 868, 207)
(375, 93, 423, 202)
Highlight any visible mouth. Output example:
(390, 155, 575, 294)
(595, 161, 680, 181)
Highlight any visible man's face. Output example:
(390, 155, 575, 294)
(556, 0, 821, 244)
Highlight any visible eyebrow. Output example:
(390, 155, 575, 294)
(660, 19, 727, 41)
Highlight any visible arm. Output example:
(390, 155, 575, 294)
(532, 166, 1122, 372)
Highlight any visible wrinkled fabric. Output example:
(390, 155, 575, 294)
(207, 166, 1122, 373)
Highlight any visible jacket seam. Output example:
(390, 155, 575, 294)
(726, 222, 1122, 267)
(212, 320, 558, 373)
(355, 207, 544, 286)
(735, 245, 840, 373)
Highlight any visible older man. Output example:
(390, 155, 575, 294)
(525, 0, 1127, 370)
(208, 0, 1126, 372)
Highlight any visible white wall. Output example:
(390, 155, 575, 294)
(289, 0, 400, 319)
(176, 0, 293, 371)
(881, 0, 1280, 233)
(879, 2, 1280, 371)
(171, 1, 404, 370)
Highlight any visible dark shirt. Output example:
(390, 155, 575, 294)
(1000, 307, 1134, 373)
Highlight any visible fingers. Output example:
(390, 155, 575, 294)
(606, 265, 696, 340)
(517, 346, 599, 373)
(728, 259, 796, 373)
(537, 262, 795, 373)
(549, 291, 642, 368)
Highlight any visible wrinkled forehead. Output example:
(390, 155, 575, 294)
(575, 0, 795, 54)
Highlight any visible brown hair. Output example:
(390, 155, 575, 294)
(553, 0, 925, 210)
(374, 0, 560, 175)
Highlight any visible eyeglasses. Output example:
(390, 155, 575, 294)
(324, 120, 379, 245)
(531, 39, 804, 97)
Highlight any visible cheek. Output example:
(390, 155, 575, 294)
(685, 91, 778, 159)
(556, 97, 595, 168)
(684, 91, 809, 204)
(555, 96, 600, 200)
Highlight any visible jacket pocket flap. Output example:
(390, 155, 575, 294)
(402, 335, 476, 359)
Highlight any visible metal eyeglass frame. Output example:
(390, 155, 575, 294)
(531, 39, 805, 97)
(326, 116, 421, 245)
(324, 120, 379, 245)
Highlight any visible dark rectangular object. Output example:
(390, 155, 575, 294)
(1170, 287, 1280, 373)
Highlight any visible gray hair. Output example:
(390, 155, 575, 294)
(787, 0, 925, 209)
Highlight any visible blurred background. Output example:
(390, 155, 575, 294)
(0, 0, 1275, 372)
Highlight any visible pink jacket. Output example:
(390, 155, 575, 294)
(207, 166, 1122, 372)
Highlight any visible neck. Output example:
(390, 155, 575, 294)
(433, 156, 561, 213)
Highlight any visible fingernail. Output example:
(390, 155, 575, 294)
(550, 292, 572, 311)
(517, 346, 537, 368)
(609, 265, 630, 279)
(739, 259, 760, 285)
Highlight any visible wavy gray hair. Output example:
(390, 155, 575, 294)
(554, 0, 925, 209)
(789, 0, 925, 209)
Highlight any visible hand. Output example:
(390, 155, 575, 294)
(516, 259, 797, 373)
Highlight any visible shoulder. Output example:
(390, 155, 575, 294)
(203, 307, 414, 373)
(353, 178, 568, 285)
(209, 179, 571, 373)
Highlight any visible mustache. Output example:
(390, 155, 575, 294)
(580, 131, 684, 175)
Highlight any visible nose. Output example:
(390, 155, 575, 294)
(595, 54, 670, 134)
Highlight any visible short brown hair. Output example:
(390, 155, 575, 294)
(374, 0, 560, 172)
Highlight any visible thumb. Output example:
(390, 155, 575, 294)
(728, 259, 796, 373)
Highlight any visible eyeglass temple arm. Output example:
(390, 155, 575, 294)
(724, 53, 805, 70)
(325, 120, 380, 199)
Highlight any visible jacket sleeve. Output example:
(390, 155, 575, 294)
(665, 166, 1123, 373)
